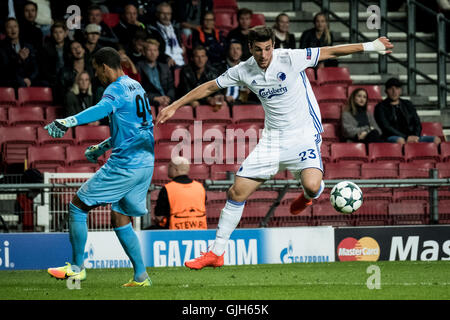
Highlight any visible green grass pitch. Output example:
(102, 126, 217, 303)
(0, 261, 449, 300)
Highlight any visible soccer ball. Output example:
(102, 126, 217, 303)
(330, 181, 363, 214)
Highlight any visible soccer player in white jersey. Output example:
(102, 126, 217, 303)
(156, 26, 393, 270)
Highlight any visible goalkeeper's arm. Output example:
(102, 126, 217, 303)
(85, 137, 112, 163)
(318, 36, 393, 61)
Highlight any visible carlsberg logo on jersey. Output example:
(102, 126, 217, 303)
(258, 86, 288, 99)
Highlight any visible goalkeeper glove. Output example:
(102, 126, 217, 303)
(44, 117, 77, 138)
(85, 138, 112, 163)
(362, 38, 389, 55)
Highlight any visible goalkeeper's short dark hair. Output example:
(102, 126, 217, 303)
(93, 47, 122, 70)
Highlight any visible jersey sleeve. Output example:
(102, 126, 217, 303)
(215, 64, 243, 89)
(74, 82, 123, 125)
(290, 48, 321, 71)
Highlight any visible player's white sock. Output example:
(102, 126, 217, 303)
(211, 200, 245, 256)
(304, 180, 325, 200)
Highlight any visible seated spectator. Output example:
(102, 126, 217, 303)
(83, 4, 119, 47)
(57, 40, 94, 98)
(117, 44, 141, 82)
(341, 88, 383, 144)
(137, 39, 175, 109)
(299, 12, 338, 67)
(273, 13, 296, 49)
(113, 3, 147, 47)
(40, 21, 71, 94)
(175, 0, 213, 37)
(124, 28, 169, 66)
(84, 24, 103, 56)
(150, 2, 186, 68)
(226, 8, 253, 61)
(219, 40, 257, 106)
(0, 18, 39, 88)
(65, 71, 94, 117)
(152, 156, 207, 230)
(191, 11, 226, 69)
(177, 45, 224, 108)
(374, 78, 441, 145)
(19, 1, 44, 52)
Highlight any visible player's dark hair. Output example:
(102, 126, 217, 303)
(93, 47, 122, 69)
(248, 26, 275, 47)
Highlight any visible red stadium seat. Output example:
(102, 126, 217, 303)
(319, 103, 342, 124)
(28, 145, 66, 171)
(313, 85, 348, 104)
(154, 123, 188, 144)
(206, 191, 227, 204)
(0, 107, 8, 126)
(321, 122, 340, 143)
(196, 105, 232, 123)
(210, 163, 240, 180)
(56, 165, 96, 173)
(421, 122, 445, 142)
(18, 87, 53, 106)
(437, 200, 450, 224)
(102, 13, 120, 27)
(75, 126, 110, 146)
(189, 164, 211, 181)
(330, 142, 368, 163)
(355, 202, 389, 226)
(215, 12, 237, 31)
(189, 123, 226, 142)
(316, 67, 352, 87)
(225, 123, 262, 142)
(324, 163, 361, 180)
(154, 142, 182, 163)
(362, 188, 393, 202)
(399, 162, 434, 179)
(213, 0, 238, 10)
(232, 105, 265, 124)
(37, 127, 74, 146)
(440, 141, 450, 162)
(66, 145, 101, 168)
(0, 126, 36, 164)
(436, 162, 450, 178)
(347, 85, 382, 102)
(158, 105, 194, 124)
(0, 87, 17, 106)
(361, 162, 398, 179)
(393, 188, 429, 202)
(404, 142, 440, 163)
(312, 203, 354, 226)
(320, 143, 331, 163)
(389, 202, 428, 225)
(152, 163, 170, 184)
(192, 141, 227, 164)
(45, 106, 64, 121)
(250, 13, 266, 27)
(8, 106, 45, 126)
(368, 142, 404, 163)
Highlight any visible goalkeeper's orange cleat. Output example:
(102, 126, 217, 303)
(185, 251, 224, 270)
(290, 193, 313, 215)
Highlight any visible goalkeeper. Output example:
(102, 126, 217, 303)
(46, 47, 154, 287)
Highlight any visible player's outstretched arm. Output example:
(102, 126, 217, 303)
(318, 36, 393, 61)
(156, 80, 220, 125)
(85, 137, 112, 163)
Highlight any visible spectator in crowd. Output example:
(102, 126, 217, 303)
(177, 45, 224, 109)
(341, 88, 383, 144)
(19, 1, 44, 52)
(137, 39, 175, 109)
(85, 4, 119, 47)
(299, 12, 338, 67)
(39, 21, 71, 102)
(191, 11, 226, 68)
(0, 18, 39, 88)
(57, 40, 94, 98)
(226, 8, 253, 61)
(32, 0, 52, 37)
(64, 71, 94, 117)
(84, 24, 103, 56)
(152, 156, 207, 230)
(374, 78, 441, 145)
(150, 2, 186, 68)
(117, 44, 141, 82)
(174, 0, 213, 38)
(273, 13, 296, 49)
(125, 28, 169, 66)
(113, 3, 147, 47)
(219, 40, 257, 107)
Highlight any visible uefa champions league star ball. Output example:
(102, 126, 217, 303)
(330, 181, 363, 214)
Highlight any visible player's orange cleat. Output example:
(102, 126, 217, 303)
(185, 251, 224, 270)
(290, 192, 313, 215)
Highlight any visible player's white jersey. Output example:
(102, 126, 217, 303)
(216, 48, 323, 136)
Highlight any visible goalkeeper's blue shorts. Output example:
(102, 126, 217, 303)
(77, 161, 154, 216)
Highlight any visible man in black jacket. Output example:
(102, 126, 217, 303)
(374, 78, 441, 144)
(137, 39, 175, 109)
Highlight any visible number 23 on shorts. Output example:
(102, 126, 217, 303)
(298, 149, 317, 161)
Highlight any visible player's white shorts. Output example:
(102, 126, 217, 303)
(236, 128, 323, 180)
